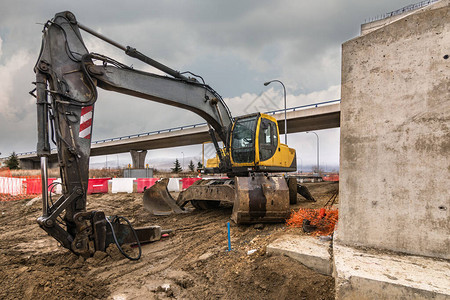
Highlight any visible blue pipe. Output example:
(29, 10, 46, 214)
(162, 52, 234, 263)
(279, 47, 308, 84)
(227, 222, 231, 251)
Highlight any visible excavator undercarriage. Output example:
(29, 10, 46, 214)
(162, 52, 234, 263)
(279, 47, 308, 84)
(143, 174, 315, 224)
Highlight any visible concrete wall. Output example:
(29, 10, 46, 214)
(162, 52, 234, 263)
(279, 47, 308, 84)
(339, 1, 450, 259)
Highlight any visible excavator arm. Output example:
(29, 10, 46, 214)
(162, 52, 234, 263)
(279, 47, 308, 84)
(34, 11, 233, 257)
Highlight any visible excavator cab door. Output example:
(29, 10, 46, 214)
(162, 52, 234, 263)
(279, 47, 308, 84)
(258, 117, 279, 162)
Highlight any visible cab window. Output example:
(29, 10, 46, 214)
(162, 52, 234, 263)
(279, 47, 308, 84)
(259, 118, 278, 161)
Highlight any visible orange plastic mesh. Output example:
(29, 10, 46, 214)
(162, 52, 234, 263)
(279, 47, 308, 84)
(0, 167, 12, 177)
(286, 207, 338, 236)
(0, 168, 42, 202)
(0, 194, 35, 202)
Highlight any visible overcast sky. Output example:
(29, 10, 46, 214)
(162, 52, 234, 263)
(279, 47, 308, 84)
(0, 0, 415, 171)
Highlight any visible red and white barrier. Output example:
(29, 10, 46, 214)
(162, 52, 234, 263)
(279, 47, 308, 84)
(181, 177, 202, 190)
(25, 178, 57, 194)
(87, 178, 111, 194)
(137, 178, 160, 193)
(322, 174, 339, 182)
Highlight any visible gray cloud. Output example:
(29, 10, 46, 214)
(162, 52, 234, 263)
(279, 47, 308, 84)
(0, 0, 416, 167)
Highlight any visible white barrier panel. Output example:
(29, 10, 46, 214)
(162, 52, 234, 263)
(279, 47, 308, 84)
(0, 177, 24, 195)
(167, 178, 180, 192)
(50, 178, 62, 194)
(111, 178, 135, 194)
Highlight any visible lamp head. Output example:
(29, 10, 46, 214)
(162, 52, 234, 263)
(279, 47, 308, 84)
(263, 81, 271, 86)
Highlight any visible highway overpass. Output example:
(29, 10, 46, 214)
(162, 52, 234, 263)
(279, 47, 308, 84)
(14, 100, 340, 169)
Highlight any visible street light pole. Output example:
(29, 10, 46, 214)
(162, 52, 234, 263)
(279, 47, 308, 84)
(306, 131, 319, 173)
(299, 156, 303, 174)
(181, 151, 185, 170)
(264, 80, 287, 144)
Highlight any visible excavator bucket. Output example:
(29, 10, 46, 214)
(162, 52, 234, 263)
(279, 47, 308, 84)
(143, 178, 185, 215)
(231, 174, 290, 224)
(297, 184, 316, 202)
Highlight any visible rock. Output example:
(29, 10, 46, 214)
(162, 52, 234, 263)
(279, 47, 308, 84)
(25, 197, 41, 207)
(85, 257, 95, 264)
(254, 223, 264, 230)
(93, 251, 108, 261)
(198, 252, 213, 261)
(106, 244, 123, 260)
(247, 249, 257, 255)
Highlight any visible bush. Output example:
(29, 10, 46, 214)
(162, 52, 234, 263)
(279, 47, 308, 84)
(5, 152, 20, 170)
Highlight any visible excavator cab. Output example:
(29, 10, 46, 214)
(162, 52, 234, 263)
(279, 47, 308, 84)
(229, 113, 296, 173)
(205, 113, 296, 174)
(145, 113, 298, 223)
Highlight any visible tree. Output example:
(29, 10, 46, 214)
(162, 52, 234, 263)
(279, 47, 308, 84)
(197, 161, 203, 171)
(188, 160, 195, 172)
(171, 158, 182, 173)
(5, 152, 20, 170)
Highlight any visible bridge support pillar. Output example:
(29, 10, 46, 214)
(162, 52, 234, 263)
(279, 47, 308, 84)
(130, 150, 147, 169)
(336, 2, 450, 299)
(19, 159, 40, 170)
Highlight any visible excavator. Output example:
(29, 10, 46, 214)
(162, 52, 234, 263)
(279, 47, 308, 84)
(33, 11, 314, 258)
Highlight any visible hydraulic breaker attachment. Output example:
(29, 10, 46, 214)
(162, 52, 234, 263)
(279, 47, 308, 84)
(39, 208, 165, 259)
(143, 178, 187, 215)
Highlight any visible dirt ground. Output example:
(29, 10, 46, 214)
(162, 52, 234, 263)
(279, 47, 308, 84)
(0, 182, 338, 300)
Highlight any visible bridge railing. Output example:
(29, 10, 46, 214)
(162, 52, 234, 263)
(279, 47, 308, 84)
(263, 99, 340, 116)
(13, 99, 340, 157)
(91, 122, 208, 144)
(363, 0, 439, 24)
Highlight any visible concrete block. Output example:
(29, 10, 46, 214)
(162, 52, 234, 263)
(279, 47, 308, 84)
(334, 242, 450, 299)
(167, 178, 180, 192)
(52, 178, 62, 194)
(111, 178, 135, 193)
(266, 234, 332, 275)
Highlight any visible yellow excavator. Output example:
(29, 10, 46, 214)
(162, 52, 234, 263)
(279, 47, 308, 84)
(144, 112, 302, 223)
(34, 11, 313, 257)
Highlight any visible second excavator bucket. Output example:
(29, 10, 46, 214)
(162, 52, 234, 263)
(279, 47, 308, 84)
(231, 174, 290, 224)
(143, 178, 186, 215)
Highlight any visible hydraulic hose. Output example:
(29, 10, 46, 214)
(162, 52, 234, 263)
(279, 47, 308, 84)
(105, 215, 142, 261)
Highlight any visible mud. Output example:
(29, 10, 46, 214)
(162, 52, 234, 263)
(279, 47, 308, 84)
(0, 182, 338, 299)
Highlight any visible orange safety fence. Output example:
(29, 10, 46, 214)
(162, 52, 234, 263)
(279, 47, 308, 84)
(0, 168, 57, 202)
(0, 167, 12, 177)
(322, 174, 339, 182)
(286, 207, 339, 236)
